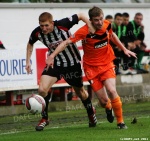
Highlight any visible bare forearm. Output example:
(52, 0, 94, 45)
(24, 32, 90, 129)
(77, 13, 89, 25)
(111, 32, 127, 52)
(26, 43, 33, 64)
(51, 39, 71, 57)
(46, 39, 71, 68)
(77, 13, 95, 34)
(110, 32, 137, 58)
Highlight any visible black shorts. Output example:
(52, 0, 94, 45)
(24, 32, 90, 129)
(42, 63, 83, 87)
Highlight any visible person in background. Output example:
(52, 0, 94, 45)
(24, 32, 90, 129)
(119, 12, 137, 74)
(126, 12, 148, 73)
(46, 6, 137, 129)
(111, 13, 123, 74)
(105, 14, 113, 24)
(25, 12, 97, 131)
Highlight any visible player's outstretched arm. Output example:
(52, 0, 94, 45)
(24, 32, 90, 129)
(110, 32, 137, 58)
(46, 39, 72, 69)
(26, 42, 33, 74)
(77, 13, 95, 34)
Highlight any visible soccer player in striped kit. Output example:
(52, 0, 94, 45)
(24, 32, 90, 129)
(25, 12, 97, 131)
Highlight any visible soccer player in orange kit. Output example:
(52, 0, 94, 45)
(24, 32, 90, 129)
(46, 7, 137, 129)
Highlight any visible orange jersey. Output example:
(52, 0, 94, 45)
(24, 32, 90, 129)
(70, 20, 116, 66)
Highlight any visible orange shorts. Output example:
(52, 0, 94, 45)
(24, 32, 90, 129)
(83, 62, 116, 92)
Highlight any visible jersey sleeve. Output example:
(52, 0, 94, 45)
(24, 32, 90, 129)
(69, 26, 87, 43)
(28, 27, 39, 45)
(55, 14, 79, 30)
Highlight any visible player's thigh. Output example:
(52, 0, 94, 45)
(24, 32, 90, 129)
(103, 78, 116, 92)
(101, 68, 116, 92)
(95, 86, 108, 101)
(103, 78, 118, 99)
(39, 75, 57, 93)
(39, 66, 60, 93)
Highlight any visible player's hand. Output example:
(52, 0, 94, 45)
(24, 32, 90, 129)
(124, 49, 137, 58)
(25, 63, 32, 74)
(46, 55, 54, 71)
(140, 23, 144, 32)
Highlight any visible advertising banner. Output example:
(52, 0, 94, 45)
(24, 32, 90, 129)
(0, 47, 88, 91)
(0, 49, 37, 91)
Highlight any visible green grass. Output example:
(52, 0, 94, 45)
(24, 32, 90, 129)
(0, 102, 150, 141)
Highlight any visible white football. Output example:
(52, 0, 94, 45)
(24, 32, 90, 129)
(25, 94, 46, 114)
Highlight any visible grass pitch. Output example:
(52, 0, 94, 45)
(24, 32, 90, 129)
(0, 101, 150, 141)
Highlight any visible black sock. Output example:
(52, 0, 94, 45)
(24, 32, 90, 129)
(82, 97, 94, 116)
(41, 93, 51, 120)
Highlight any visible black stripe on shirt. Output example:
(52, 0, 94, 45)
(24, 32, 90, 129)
(60, 31, 71, 66)
(107, 23, 111, 31)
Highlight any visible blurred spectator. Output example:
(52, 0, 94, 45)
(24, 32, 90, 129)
(101, 0, 112, 2)
(111, 13, 123, 74)
(102, 0, 131, 2)
(2, 0, 30, 2)
(118, 12, 137, 74)
(62, 0, 89, 2)
(105, 14, 113, 23)
(135, 0, 145, 2)
(102, 0, 146, 2)
(118, 0, 132, 2)
(0, 0, 62, 2)
(0, 0, 148, 2)
(120, 13, 132, 72)
(0, 40, 6, 49)
(112, 13, 123, 41)
(126, 12, 148, 73)
(122, 12, 130, 27)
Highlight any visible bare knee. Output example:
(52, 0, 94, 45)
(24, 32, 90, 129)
(107, 88, 118, 99)
(38, 87, 48, 98)
(99, 99, 108, 108)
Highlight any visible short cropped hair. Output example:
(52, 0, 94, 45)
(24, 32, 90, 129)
(122, 12, 129, 18)
(39, 12, 53, 22)
(114, 13, 122, 19)
(135, 12, 143, 17)
(105, 15, 113, 20)
(88, 6, 104, 20)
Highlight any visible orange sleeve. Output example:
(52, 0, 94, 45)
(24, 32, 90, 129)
(70, 26, 88, 43)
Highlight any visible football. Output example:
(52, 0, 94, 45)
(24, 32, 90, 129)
(25, 94, 46, 114)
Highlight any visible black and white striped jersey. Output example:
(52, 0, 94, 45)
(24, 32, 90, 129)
(29, 14, 81, 67)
